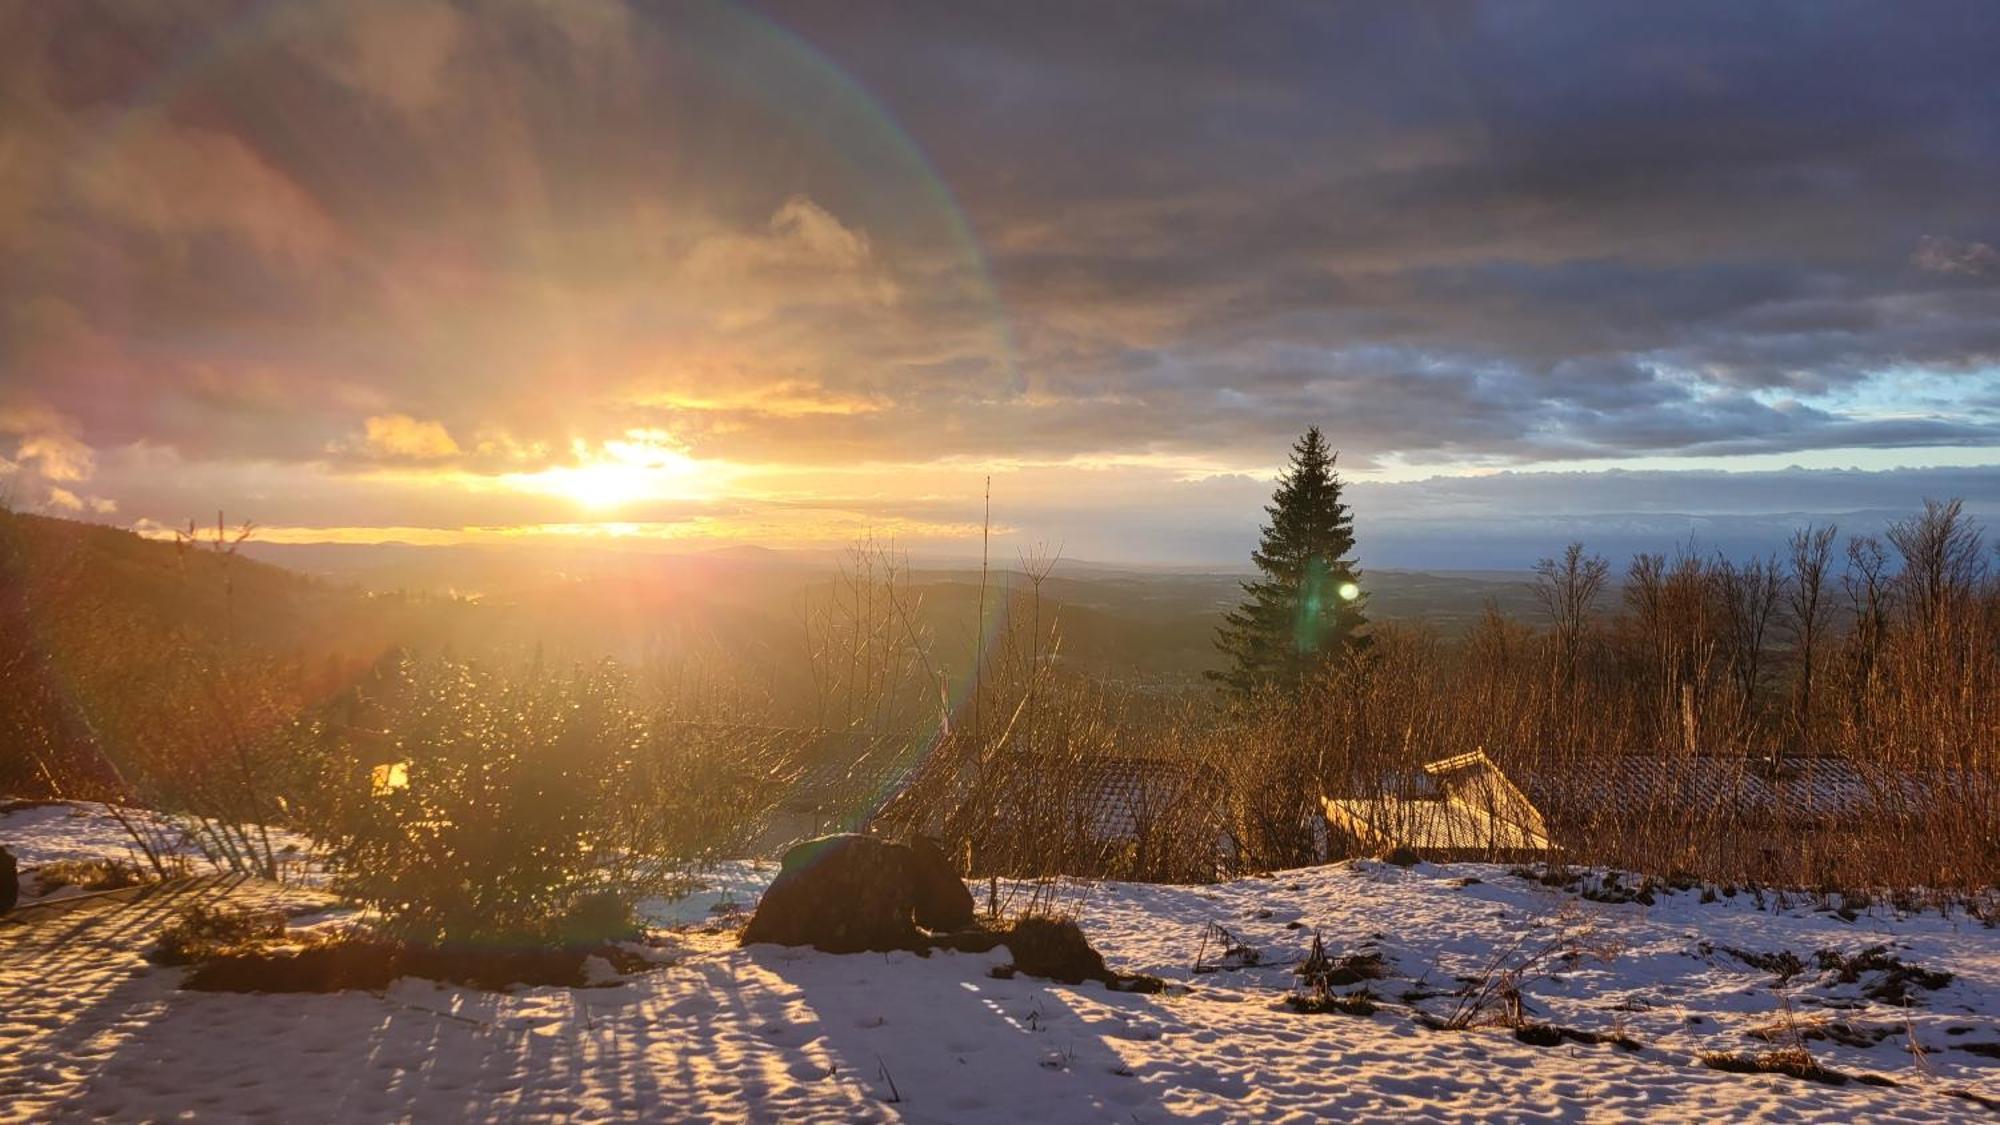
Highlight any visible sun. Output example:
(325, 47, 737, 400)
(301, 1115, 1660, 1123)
(548, 461, 657, 510)
(507, 431, 708, 511)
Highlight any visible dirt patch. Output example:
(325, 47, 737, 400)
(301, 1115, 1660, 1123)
(1814, 945, 1953, 1005)
(1947, 1088, 2000, 1113)
(1287, 931, 1387, 1016)
(1722, 946, 1806, 984)
(1699, 1047, 1895, 1088)
(1286, 988, 1377, 1016)
(1746, 1019, 1892, 1049)
(1513, 1023, 1642, 1050)
(1718, 942, 1951, 1005)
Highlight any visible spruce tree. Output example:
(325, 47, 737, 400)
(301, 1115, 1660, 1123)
(1211, 427, 1365, 698)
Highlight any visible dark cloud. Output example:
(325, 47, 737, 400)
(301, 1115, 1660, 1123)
(0, 0, 1995, 547)
(757, 0, 2000, 463)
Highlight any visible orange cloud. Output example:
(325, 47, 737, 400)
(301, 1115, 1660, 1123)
(150, 512, 995, 548)
(631, 380, 889, 418)
(361, 414, 461, 459)
(0, 401, 94, 482)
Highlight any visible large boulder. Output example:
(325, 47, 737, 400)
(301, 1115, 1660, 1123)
(742, 834, 975, 953)
(0, 845, 17, 912)
(906, 835, 975, 931)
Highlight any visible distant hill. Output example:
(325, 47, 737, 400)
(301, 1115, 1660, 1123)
(0, 512, 481, 794)
(4, 514, 1557, 795)
(242, 536, 1545, 689)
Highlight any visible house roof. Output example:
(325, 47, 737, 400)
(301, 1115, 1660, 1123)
(1519, 754, 1933, 825)
(699, 726, 935, 857)
(874, 746, 1227, 848)
(1055, 755, 1226, 844)
(1323, 795, 1553, 854)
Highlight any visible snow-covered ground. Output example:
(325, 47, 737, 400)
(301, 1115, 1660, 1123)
(1, 800, 320, 904)
(2, 802, 1995, 1122)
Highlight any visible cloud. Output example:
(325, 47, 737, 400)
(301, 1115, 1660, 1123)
(630, 380, 889, 418)
(359, 414, 461, 460)
(1912, 235, 2000, 278)
(74, 116, 341, 266)
(0, 401, 94, 482)
(681, 196, 896, 310)
(306, 0, 462, 116)
(1, 1, 1996, 551)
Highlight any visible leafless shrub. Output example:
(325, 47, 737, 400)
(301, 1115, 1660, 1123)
(1441, 906, 1620, 1031)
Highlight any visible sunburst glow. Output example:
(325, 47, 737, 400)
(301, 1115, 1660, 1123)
(506, 432, 708, 511)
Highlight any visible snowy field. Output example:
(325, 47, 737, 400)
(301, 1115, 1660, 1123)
(2, 802, 1996, 1122)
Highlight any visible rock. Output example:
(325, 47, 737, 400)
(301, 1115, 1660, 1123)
(996, 916, 1167, 993)
(1002, 916, 1108, 984)
(742, 834, 925, 953)
(905, 835, 975, 931)
(741, 834, 979, 953)
(0, 845, 17, 912)
(1380, 845, 1421, 867)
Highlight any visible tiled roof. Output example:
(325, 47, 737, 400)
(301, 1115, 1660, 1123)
(1057, 756, 1226, 844)
(1519, 755, 1932, 825)
(878, 748, 1228, 848)
(720, 727, 936, 856)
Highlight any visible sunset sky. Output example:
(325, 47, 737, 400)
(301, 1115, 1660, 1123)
(3, 1, 1997, 566)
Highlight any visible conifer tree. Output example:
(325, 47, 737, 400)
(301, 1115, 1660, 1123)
(1211, 427, 1365, 698)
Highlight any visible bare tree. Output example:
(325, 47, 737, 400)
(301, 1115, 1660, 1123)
(1886, 498, 1987, 657)
(1842, 534, 1892, 710)
(1533, 543, 1609, 684)
(1783, 524, 1837, 754)
(1712, 554, 1785, 742)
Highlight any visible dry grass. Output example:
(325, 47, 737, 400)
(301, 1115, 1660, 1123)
(152, 902, 287, 965)
(33, 857, 148, 893)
